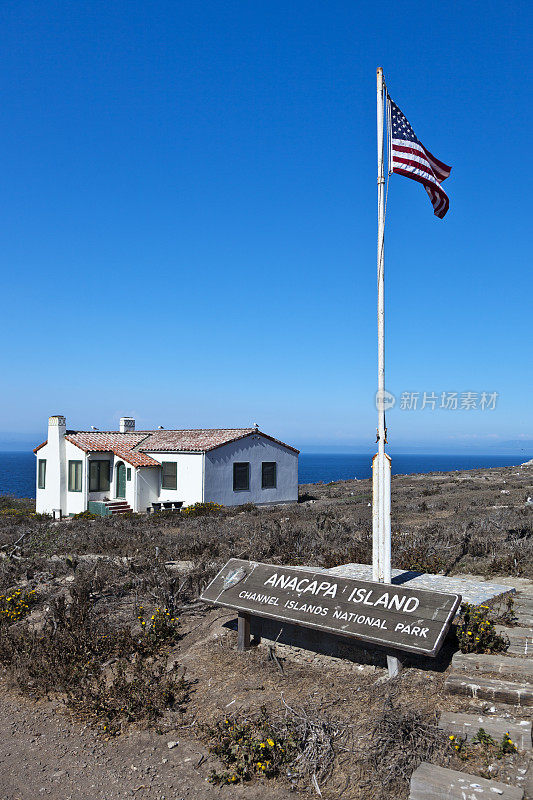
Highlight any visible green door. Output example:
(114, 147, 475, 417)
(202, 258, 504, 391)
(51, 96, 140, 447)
(116, 462, 126, 498)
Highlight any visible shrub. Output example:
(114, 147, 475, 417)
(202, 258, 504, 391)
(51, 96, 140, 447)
(449, 728, 517, 761)
(181, 502, 224, 518)
(137, 605, 179, 643)
(205, 711, 296, 784)
(0, 587, 38, 626)
(72, 511, 101, 520)
(457, 604, 509, 654)
(368, 704, 451, 790)
(69, 659, 191, 736)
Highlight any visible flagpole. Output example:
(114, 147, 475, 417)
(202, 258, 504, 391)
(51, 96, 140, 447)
(374, 67, 392, 585)
(375, 67, 399, 678)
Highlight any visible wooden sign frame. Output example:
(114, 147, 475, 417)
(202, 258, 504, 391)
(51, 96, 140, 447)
(201, 559, 462, 657)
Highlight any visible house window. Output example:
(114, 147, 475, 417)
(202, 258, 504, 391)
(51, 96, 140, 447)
(262, 462, 277, 489)
(127, 468, 132, 481)
(68, 460, 82, 492)
(89, 460, 110, 492)
(161, 461, 177, 490)
(233, 462, 250, 491)
(38, 459, 46, 489)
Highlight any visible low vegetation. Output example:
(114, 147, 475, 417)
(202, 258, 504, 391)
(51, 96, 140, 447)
(450, 727, 518, 763)
(0, 463, 530, 797)
(457, 603, 509, 654)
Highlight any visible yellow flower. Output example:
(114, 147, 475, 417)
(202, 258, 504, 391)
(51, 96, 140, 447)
(266, 738, 274, 747)
(449, 735, 455, 740)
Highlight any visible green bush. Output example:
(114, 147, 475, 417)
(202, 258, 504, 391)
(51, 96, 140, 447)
(449, 727, 517, 761)
(136, 605, 179, 643)
(0, 587, 38, 627)
(457, 604, 509, 654)
(72, 511, 101, 520)
(205, 712, 296, 784)
(181, 502, 224, 518)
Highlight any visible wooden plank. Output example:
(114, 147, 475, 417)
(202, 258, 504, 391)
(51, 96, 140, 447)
(451, 652, 533, 682)
(438, 711, 532, 751)
(514, 612, 533, 628)
(409, 762, 523, 799)
(495, 626, 533, 657)
(237, 612, 250, 651)
(200, 558, 461, 657)
(445, 673, 533, 706)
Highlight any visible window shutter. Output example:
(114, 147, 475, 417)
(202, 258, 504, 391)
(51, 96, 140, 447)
(233, 462, 250, 491)
(69, 461, 82, 492)
(38, 459, 46, 489)
(262, 462, 276, 489)
(162, 462, 177, 490)
(101, 461, 110, 491)
(89, 461, 98, 492)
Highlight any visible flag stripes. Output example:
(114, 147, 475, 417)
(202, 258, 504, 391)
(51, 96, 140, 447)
(388, 96, 452, 218)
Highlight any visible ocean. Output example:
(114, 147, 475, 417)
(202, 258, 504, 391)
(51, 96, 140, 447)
(0, 451, 528, 499)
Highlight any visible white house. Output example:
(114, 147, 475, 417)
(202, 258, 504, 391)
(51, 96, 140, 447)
(34, 415, 299, 516)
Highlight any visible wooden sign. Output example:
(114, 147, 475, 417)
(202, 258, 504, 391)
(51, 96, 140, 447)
(200, 559, 461, 657)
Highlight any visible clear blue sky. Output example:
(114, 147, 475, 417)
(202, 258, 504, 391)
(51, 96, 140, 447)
(1, 1, 531, 453)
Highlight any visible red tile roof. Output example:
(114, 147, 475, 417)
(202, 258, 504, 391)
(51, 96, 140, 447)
(33, 428, 299, 463)
(137, 428, 253, 452)
(64, 433, 160, 467)
(137, 429, 299, 454)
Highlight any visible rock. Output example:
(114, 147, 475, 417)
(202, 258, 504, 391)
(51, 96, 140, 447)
(166, 741, 179, 750)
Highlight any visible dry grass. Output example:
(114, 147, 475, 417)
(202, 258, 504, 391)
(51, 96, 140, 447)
(0, 465, 531, 796)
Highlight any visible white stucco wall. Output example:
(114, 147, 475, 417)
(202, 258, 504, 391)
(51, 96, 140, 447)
(36, 416, 68, 514)
(204, 434, 298, 506)
(144, 452, 203, 507)
(35, 442, 55, 514)
(136, 467, 161, 511)
(63, 440, 87, 515)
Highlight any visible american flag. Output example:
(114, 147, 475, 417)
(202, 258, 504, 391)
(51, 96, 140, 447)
(388, 95, 452, 218)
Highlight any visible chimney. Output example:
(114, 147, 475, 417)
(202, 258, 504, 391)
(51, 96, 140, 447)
(120, 417, 135, 433)
(47, 415, 67, 514)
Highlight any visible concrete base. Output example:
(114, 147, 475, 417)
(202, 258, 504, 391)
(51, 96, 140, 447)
(322, 564, 515, 607)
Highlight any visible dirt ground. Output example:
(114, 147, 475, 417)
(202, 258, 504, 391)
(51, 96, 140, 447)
(1, 601, 532, 800)
(0, 691, 294, 800)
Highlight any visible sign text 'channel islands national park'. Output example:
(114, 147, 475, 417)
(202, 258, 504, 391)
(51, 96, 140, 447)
(200, 559, 462, 657)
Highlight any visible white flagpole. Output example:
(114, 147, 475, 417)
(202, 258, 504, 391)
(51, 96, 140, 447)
(373, 67, 392, 585)
(374, 67, 399, 678)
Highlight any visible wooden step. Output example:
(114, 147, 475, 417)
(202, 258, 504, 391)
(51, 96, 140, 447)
(445, 673, 533, 706)
(439, 711, 532, 751)
(409, 762, 523, 799)
(104, 501, 132, 515)
(496, 626, 533, 657)
(452, 651, 533, 682)
(513, 612, 533, 628)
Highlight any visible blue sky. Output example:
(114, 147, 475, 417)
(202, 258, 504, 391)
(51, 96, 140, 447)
(1, 1, 531, 453)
